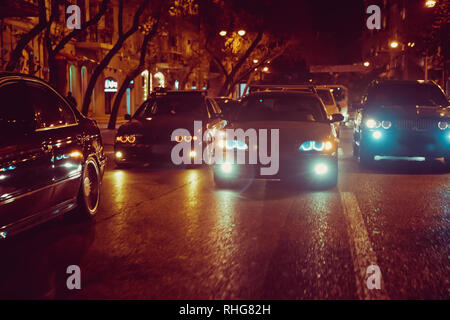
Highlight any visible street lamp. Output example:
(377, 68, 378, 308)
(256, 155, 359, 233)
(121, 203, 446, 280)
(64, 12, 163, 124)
(390, 40, 399, 49)
(219, 30, 227, 37)
(425, 0, 436, 8)
(237, 29, 246, 36)
(363, 61, 370, 67)
(253, 59, 259, 64)
(263, 66, 269, 72)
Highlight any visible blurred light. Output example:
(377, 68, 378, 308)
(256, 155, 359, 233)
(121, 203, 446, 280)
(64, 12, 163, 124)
(253, 59, 259, 64)
(314, 163, 328, 175)
(115, 151, 123, 159)
(373, 131, 382, 139)
(146, 117, 152, 120)
(263, 66, 269, 72)
(189, 151, 197, 158)
(366, 119, 381, 129)
(219, 30, 227, 36)
(390, 40, 399, 49)
(375, 156, 425, 161)
(438, 121, 448, 130)
(0, 232, 6, 239)
(299, 141, 332, 152)
(425, 0, 436, 8)
(221, 163, 232, 173)
(381, 121, 392, 129)
(363, 61, 370, 67)
(237, 29, 246, 36)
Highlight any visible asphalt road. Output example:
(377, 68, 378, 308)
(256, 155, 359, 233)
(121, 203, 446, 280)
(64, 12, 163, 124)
(0, 126, 448, 299)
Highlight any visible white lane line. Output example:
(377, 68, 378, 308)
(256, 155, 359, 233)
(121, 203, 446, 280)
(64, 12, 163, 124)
(340, 191, 390, 300)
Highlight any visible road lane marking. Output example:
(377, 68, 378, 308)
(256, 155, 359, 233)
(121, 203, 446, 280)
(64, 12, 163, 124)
(340, 191, 390, 300)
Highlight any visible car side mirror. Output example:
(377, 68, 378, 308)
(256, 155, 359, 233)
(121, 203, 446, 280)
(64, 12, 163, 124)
(124, 114, 131, 121)
(330, 113, 344, 123)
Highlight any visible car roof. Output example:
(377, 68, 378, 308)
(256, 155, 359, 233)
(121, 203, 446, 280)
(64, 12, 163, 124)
(245, 90, 319, 98)
(0, 72, 49, 85)
(372, 79, 437, 86)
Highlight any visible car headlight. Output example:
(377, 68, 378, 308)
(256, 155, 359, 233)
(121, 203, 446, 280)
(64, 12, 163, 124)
(365, 119, 381, 129)
(220, 139, 248, 150)
(381, 120, 392, 129)
(116, 134, 139, 143)
(299, 140, 333, 152)
(438, 121, 448, 130)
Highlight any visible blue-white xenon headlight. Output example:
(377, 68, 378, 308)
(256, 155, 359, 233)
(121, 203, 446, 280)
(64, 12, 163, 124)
(299, 140, 333, 152)
(224, 139, 248, 150)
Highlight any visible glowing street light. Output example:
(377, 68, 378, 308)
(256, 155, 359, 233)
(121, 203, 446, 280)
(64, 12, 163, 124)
(390, 40, 399, 49)
(237, 29, 246, 36)
(363, 61, 370, 67)
(219, 30, 227, 37)
(425, 0, 436, 8)
(253, 59, 259, 64)
(263, 66, 269, 72)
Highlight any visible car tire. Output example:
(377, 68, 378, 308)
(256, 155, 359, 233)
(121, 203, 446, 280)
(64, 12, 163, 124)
(444, 156, 450, 169)
(352, 141, 359, 158)
(359, 145, 374, 168)
(77, 156, 101, 218)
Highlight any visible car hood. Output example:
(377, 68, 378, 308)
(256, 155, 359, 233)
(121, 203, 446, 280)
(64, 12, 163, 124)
(117, 115, 206, 138)
(227, 121, 333, 149)
(365, 105, 450, 119)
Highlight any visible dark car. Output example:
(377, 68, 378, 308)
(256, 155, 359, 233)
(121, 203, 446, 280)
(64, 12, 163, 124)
(353, 80, 450, 167)
(212, 91, 344, 189)
(114, 90, 226, 167)
(0, 73, 106, 238)
(214, 97, 240, 119)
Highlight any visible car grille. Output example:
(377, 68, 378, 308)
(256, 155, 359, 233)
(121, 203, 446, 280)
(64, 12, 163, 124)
(394, 119, 436, 131)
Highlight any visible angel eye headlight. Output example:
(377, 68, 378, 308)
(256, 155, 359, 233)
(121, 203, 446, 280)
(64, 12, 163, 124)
(366, 119, 381, 129)
(438, 121, 448, 130)
(381, 120, 392, 129)
(299, 140, 333, 152)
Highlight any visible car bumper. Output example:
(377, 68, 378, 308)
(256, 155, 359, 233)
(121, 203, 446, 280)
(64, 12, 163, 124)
(361, 129, 450, 157)
(114, 143, 175, 163)
(212, 155, 337, 181)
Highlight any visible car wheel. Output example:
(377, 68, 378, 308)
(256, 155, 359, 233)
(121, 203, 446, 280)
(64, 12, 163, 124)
(77, 156, 101, 217)
(444, 156, 450, 168)
(352, 141, 359, 158)
(359, 145, 374, 167)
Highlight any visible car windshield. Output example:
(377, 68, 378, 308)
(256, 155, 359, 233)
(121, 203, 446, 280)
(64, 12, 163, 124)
(135, 95, 204, 118)
(367, 83, 448, 107)
(317, 89, 334, 105)
(236, 94, 326, 122)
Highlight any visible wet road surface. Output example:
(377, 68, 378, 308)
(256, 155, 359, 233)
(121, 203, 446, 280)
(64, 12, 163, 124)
(0, 127, 448, 299)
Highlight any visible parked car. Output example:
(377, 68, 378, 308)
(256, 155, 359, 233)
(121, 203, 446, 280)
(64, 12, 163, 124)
(114, 90, 226, 167)
(212, 91, 344, 189)
(214, 97, 240, 119)
(353, 80, 450, 167)
(0, 73, 106, 238)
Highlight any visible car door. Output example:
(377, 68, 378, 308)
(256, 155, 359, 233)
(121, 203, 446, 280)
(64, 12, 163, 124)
(26, 82, 84, 209)
(0, 81, 54, 232)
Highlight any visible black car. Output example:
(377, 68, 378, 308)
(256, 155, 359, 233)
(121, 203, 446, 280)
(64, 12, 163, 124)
(353, 80, 450, 166)
(212, 91, 343, 189)
(214, 97, 240, 119)
(115, 90, 226, 167)
(0, 73, 106, 238)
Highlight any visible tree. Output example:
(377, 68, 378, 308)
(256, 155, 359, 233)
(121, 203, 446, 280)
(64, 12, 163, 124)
(44, 0, 110, 86)
(5, 0, 50, 71)
(198, 0, 303, 96)
(81, 0, 150, 116)
(107, 1, 165, 129)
